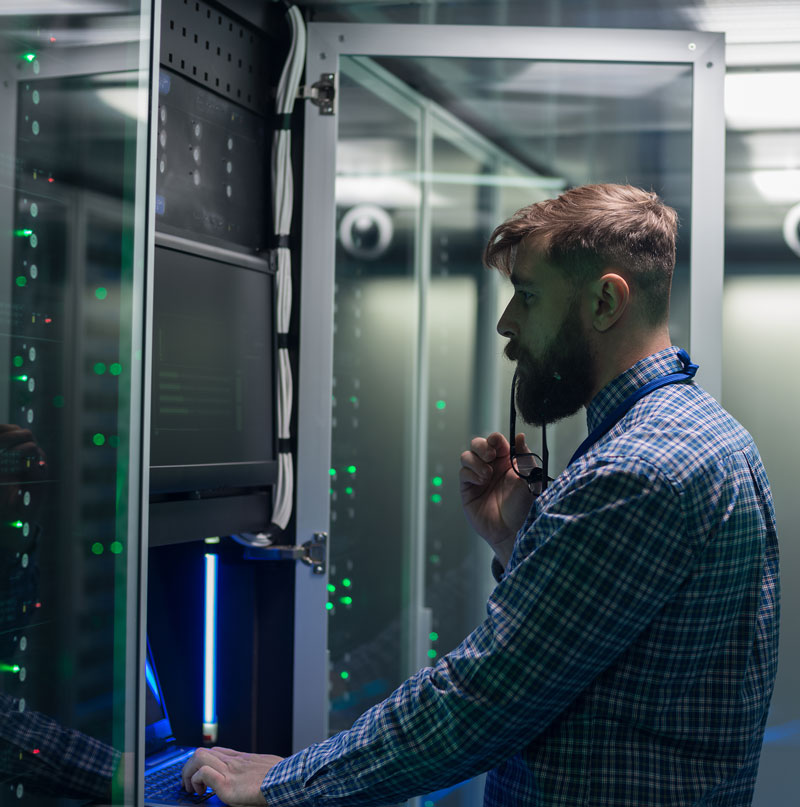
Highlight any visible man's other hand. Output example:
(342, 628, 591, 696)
(181, 747, 284, 806)
(459, 432, 536, 567)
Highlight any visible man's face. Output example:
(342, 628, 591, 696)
(497, 242, 597, 426)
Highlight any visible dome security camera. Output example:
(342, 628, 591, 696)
(339, 204, 393, 260)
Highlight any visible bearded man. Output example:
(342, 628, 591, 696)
(182, 184, 779, 807)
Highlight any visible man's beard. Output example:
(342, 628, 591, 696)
(505, 301, 596, 427)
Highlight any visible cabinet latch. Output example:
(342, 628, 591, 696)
(244, 532, 327, 574)
(297, 73, 336, 116)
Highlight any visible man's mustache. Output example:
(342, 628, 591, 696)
(504, 341, 521, 362)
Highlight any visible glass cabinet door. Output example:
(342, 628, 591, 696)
(0, 5, 152, 805)
(301, 21, 723, 807)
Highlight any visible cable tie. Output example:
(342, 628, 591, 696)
(277, 438, 292, 453)
(276, 333, 291, 350)
(272, 234, 291, 249)
(275, 112, 293, 130)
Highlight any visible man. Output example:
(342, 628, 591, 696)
(182, 184, 779, 806)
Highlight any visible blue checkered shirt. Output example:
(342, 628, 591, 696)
(262, 347, 780, 806)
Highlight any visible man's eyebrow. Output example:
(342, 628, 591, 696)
(509, 271, 535, 288)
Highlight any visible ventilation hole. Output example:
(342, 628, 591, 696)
(239, 29, 243, 39)
(195, 2, 199, 10)
(168, 53, 173, 63)
(218, 16, 222, 25)
(236, 88, 241, 98)
(192, 65, 197, 75)
(194, 34, 198, 43)
(204, 71, 208, 81)
(215, 78, 219, 86)
(205, 41, 209, 49)
(207, 10, 211, 18)
(182, 27, 186, 36)
(169, 20, 174, 29)
(248, 64, 252, 74)
(229, 23, 233, 32)
(216, 46, 221, 55)
(247, 94, 251, 103)
(249, 34, 254, 44)
(226, 83, 230, 92)
(227, 53, 232, 62)
(238, 58, 242, 68)
(181, 59, 185, 69)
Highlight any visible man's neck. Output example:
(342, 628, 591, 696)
(588, 329, 672, 403)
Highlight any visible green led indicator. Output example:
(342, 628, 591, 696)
(429, 632, 439, 642)
(329, 488, 334, 495)
(91, 542, 103, 555)
(435, 400, 446, 410)
(53, 395, 65, 408)
(95, 287, 108, 300)
(329, 468, 337, 477)
(347, 465, 356, 474)
(340, 596, 353, 605)
(92, 433, 105, 446)
(110, 541, 123, 554)
(14, 229, 33, 237)
(430, 554, 441, 564)
(13, 356, 23, 367)
(340, 671, 349, 680)
(94, 362, 106, 375)
(10, 521, 23, 529)
(345, 486, 353, 495)
(23, 53, 36, 63)
(431, 493, 442, 504)
(0, 664, 21, 673)
(326, 602, 334, 611)
(14, 375, 28, 382)
(109, 363, 122, 376)
(327, 583, 336, 593)
(427, 649, 437, 659)
(15, 276, 27, 287)
(342, 578, 351, 588)
(432, 476, 443, 487)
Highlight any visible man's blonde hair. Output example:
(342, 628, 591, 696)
(484, 184, 678, 325)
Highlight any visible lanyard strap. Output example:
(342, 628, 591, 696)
(568, 349, 699, 467)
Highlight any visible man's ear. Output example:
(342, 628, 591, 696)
(588, 272, 630, 332)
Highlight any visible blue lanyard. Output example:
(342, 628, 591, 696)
(568, 349, 699, 467)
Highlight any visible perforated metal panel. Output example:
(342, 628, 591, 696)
(160, 0, 270, 115)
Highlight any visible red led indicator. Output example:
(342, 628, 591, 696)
(50, 37, 56, 43)
(32, 749, 40, 754)
(45, 318, 52, 323)
(34, 602, 41, 608)
(48, 177, 54, 183)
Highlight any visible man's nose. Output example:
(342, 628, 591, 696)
(497, 300, 517, 338)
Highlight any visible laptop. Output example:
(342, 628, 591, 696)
(144, 641, 224, 806)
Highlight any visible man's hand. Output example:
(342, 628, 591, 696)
(181, 747, 284, 806)
(459, 432, 536, 567)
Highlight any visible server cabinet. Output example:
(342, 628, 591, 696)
(0, 3, 153, 805)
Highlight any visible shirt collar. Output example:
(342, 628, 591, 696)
(586, 347, 687, 433)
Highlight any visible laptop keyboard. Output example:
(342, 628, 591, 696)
(145, 759, 214, 803)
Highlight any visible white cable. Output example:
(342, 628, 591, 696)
(262, 3, 305, 538)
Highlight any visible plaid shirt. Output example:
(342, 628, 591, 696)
(0, 692, 121, 800)
(263, 347, 780, 806)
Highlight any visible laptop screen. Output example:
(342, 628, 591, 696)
(145, 641, 175, 755)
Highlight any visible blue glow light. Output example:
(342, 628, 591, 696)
(145, 658, 162, 705)
(203, 554, 218, 726)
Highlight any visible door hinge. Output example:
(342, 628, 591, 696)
(297, 73, 336, 116)
(244, 532, 328, 574)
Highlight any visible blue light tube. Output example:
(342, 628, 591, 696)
(203, 553, 218, 729)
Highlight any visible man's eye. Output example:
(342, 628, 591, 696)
(517, 290, 535, 303)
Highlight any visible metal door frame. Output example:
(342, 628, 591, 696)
(295, 21, 725, 751)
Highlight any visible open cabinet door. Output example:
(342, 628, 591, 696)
(294, 22, 724, 807)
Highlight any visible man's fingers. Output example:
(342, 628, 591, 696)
(182, 748, 221, 792)
(191, 765, 224, 796)
(514, 432, 533, 457)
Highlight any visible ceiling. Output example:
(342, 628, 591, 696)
(300, 0, 800, 268)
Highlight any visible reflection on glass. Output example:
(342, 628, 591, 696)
(329, 63, 421, 735)
(0, 5, 147, 805)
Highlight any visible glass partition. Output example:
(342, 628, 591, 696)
(0, 5, 151, 805)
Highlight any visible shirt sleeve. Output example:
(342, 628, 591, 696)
(262, 456, 696, 806)
(0, 692, 121, 800)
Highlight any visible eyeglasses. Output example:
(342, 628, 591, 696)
(509, 368, 549, 492)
